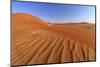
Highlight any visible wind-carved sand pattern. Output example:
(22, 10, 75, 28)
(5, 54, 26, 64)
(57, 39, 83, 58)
(12, 13, 96, 66)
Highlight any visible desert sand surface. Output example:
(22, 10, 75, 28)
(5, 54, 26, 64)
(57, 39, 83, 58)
(12, 13, 96, 66)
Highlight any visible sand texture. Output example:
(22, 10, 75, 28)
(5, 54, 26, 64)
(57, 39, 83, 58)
(12, 13, 96, 66)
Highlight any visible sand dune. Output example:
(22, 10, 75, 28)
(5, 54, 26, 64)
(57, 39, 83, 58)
(12, 13, 96, 66)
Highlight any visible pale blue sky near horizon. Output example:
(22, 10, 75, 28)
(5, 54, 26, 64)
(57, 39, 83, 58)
(12, 1, 96, 23)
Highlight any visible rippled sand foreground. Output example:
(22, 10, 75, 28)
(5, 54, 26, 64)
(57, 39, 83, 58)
(12, 13, 96, 66)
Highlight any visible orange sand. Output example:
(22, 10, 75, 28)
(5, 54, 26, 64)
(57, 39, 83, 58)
(12, 13, 96, 66)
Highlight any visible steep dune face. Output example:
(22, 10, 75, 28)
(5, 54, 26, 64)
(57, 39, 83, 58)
(12, 13, 96, 66)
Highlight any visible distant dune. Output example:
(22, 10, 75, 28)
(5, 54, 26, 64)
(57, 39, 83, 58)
(12, 13, 96, 66)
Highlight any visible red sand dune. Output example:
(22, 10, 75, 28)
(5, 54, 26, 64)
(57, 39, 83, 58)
(12, 13, 96, 66)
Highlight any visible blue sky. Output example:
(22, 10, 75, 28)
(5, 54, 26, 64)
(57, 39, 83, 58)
(12, 1, 95, 23)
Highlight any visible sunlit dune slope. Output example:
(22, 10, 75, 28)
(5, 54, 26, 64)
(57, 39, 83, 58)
(12, 13, 96, 65)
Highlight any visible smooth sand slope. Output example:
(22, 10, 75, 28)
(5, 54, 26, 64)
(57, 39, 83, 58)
(12, 13, 96, 66)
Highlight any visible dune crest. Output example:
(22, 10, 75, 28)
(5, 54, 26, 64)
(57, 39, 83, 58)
(12, 13, 96, 65)
(12, 13, 47, 25)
